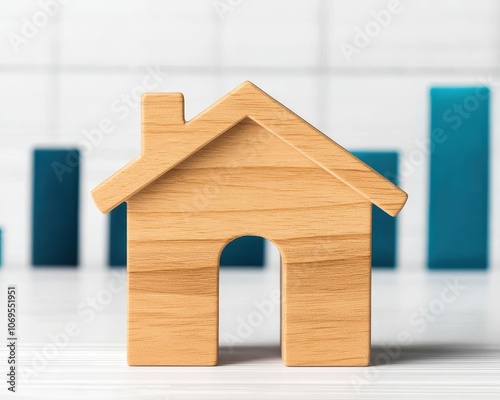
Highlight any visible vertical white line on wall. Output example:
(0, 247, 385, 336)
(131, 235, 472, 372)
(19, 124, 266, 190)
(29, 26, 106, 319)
(317, 0, 330, 132)
(491, 2, 500, 271)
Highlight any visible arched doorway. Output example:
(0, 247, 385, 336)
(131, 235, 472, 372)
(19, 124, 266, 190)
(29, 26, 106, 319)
(219, 236, 281, 364)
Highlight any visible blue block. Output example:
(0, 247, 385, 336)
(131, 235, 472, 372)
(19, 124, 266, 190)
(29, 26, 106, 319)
(429, 87, 489, 269)
(32, 149, 80, 266)
(220, 236, 265, 267)
(352, 151, 399, 268)
(108, 203, 127, 267)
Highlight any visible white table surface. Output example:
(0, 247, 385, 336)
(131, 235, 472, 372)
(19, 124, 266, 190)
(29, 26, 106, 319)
(0, 267, 499, 399)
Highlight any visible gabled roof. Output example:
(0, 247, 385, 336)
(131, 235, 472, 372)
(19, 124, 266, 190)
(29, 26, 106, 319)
(92, 81, 407, 216)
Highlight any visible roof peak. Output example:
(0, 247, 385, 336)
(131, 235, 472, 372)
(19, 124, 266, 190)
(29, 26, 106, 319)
(93, 82, 407, 216)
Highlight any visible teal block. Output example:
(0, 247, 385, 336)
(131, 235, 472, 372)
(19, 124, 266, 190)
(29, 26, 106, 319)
(428, 87, 489, 269)
(352, 151, 399, 268)
(32, 149, 80, 266)
(220, 236, 265, 267)
(108, 203, 127, 267)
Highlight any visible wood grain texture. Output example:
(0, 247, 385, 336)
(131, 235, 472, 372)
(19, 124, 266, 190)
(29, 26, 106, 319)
(92, 81, 407, 215)
(127, 119, 371, 366)
(92, 82, 407, 366)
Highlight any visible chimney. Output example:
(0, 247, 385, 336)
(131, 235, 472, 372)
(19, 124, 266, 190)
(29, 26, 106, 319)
(141, 93, 185, 153)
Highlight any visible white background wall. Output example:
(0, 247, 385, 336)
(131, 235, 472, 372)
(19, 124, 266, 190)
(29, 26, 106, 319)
(0, 0, 498, 271)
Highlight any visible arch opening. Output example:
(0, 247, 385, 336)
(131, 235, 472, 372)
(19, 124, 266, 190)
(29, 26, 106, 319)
(218, 236, 281, 364)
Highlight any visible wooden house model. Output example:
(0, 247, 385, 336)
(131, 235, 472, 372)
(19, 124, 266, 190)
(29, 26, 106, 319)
(92, 81, 407, 366)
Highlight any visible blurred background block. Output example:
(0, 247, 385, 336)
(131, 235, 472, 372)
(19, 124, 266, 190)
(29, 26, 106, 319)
(352, 151, 399, 268)
(428, 87, 489, 269)
(108, 202, 127, 267)
(32, 149, 80, 266)
(220, 236, 265, 267)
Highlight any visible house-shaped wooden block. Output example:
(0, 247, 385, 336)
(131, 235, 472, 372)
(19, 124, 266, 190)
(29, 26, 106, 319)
(92, 81, 407, 366)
